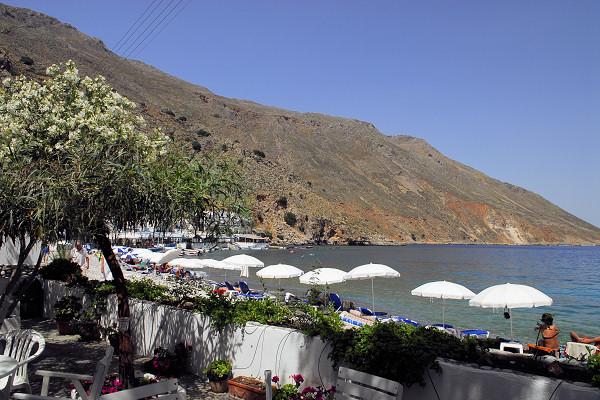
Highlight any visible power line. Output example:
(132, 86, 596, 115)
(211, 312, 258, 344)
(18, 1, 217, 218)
(124, 0, 189, 60)
(111, 0, 161, 54)
(130, 0, 191, 60)
(119, 0, 178, 58)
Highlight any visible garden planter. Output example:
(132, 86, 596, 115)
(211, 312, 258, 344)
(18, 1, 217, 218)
(208, 378, 229, 393)
(228, 376, 272, 400)
(56, 320, 72, 335)
(77, 322, 101, 342)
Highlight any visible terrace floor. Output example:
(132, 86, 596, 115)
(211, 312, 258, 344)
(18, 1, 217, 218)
(20, 318, 230, 399)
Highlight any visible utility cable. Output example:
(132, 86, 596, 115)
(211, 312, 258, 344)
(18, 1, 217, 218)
(122, 0, 182, 60)
(130, 0, 191, 60)
(426, 367, 442, 400)
(111, 0, 161, 53)
(116, 0, 172, 57)
(548, 380, 563, 400)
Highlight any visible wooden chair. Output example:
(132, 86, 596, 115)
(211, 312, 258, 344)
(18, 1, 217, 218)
(0, 329, 45, 394)
(13, 345, 113, 400)
(334, 366, 403, 400)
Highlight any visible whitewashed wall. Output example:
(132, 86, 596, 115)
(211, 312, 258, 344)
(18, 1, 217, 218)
(0, 239, 41, 266)
(42, 280, 600, 399)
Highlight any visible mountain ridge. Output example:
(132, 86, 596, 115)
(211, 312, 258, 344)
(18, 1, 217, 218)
(1, 3, 599, 246)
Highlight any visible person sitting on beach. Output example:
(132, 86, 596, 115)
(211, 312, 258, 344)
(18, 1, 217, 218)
(570, 331, 600, 348)
(535, 313, 560, 351)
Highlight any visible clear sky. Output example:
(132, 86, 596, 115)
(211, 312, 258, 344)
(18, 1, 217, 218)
(4, 1, 600, 228)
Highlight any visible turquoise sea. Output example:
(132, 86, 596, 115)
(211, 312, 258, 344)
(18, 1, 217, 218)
(204, 245, 599, 346)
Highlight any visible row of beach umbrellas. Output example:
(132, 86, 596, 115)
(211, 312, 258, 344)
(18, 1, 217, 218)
(122, 249, 553, 340)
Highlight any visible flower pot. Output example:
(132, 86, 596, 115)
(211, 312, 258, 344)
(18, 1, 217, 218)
(209, 378, 229, 393)
(56, 320, 72, 335)
(228, 376, 273, 400)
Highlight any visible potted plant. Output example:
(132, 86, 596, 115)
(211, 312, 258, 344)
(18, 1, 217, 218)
(74, 311, 101, 341)
(52, 295, 82, 334)
(202, 359, 232, 393)
(102, 323, 119, 350)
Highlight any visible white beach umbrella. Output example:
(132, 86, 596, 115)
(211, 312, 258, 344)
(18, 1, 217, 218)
(167, 258, 199, 268)
(345, 263, 401, 312)
(199, 259, 234, 270)
(257, 264, 303, 290)
(148, 248, 181, 265)
(199, 258, 240, 281)
(299, 268, 347, 285)
(469, 283, 553, 340)
(222, 254, 264, 278)
(130, 248, 156, 262)
(222, 254, 264, 268)
(411, 280, 476, 327)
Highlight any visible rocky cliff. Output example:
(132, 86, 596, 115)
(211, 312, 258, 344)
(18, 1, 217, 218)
(1, 3, 599, 245)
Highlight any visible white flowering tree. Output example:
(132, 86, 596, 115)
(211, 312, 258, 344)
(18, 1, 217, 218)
(0, 61, 248, 387)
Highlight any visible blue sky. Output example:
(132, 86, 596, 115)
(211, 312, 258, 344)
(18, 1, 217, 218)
(5, 1, 600, 228)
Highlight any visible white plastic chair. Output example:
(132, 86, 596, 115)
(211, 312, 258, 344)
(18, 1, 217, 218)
(99, 378, 184, 400)
(334, 366, 403, 400)
(13, 345, 113, 400)
(0, 329, 45, 394)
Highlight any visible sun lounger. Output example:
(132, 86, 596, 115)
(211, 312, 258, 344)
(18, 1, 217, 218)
(339, 311, 376, 328)
(328, 293, 343, 312)
(389, 316, 420, 327)
(431, 323, 459, 336)
(356, 307, 387, 317)
(238, 281, 263, 298)
(460, 329, 490, 339)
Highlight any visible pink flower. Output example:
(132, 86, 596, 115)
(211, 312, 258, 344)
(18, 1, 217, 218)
(292, 374, 304, 384)
(272, 376, 280, 383)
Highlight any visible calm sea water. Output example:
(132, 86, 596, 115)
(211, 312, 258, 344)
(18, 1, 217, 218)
(203, 245, 599, 345)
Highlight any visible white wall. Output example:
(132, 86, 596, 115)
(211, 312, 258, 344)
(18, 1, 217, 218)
(0, 239, 41, 266)
(42, 280, 600, 400)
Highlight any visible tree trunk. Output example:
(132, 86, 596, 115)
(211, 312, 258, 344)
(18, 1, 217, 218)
(0, 235, 37, 327)
(5, 241, 45, 317)
(94, 234, 135, 389)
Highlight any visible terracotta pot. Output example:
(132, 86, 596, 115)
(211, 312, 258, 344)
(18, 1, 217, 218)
(208, 379, 229, 393)
(227, 376, 269, 400)
(56, 320, 72, 335)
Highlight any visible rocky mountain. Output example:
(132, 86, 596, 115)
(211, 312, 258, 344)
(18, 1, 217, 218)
(2, 3, 599, 245)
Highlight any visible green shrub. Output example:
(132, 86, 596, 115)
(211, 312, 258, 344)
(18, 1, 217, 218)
(52, 295, 83, 322)
(197, 129, 211, 137)
(253, 149, 265, 158)
(126, 279, 170, 303)
(162, 109, 175, 117)
(19, 56, 34, 65)
(284, 211, 297, 226)
(192, 140, 202, 152)
(587, 352, 600, 387)
(265, 231, 273, 240)
(277, 196, 287, 208)
(178, 116, 187, 122)
(40, 258, 82, 281)
(277, 234, 284, 240)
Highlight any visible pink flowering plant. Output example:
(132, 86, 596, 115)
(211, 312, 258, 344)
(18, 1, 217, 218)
(272, 374, 335, 400)
(143, 343, 192, 377)
(72, 374, 123, 396)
